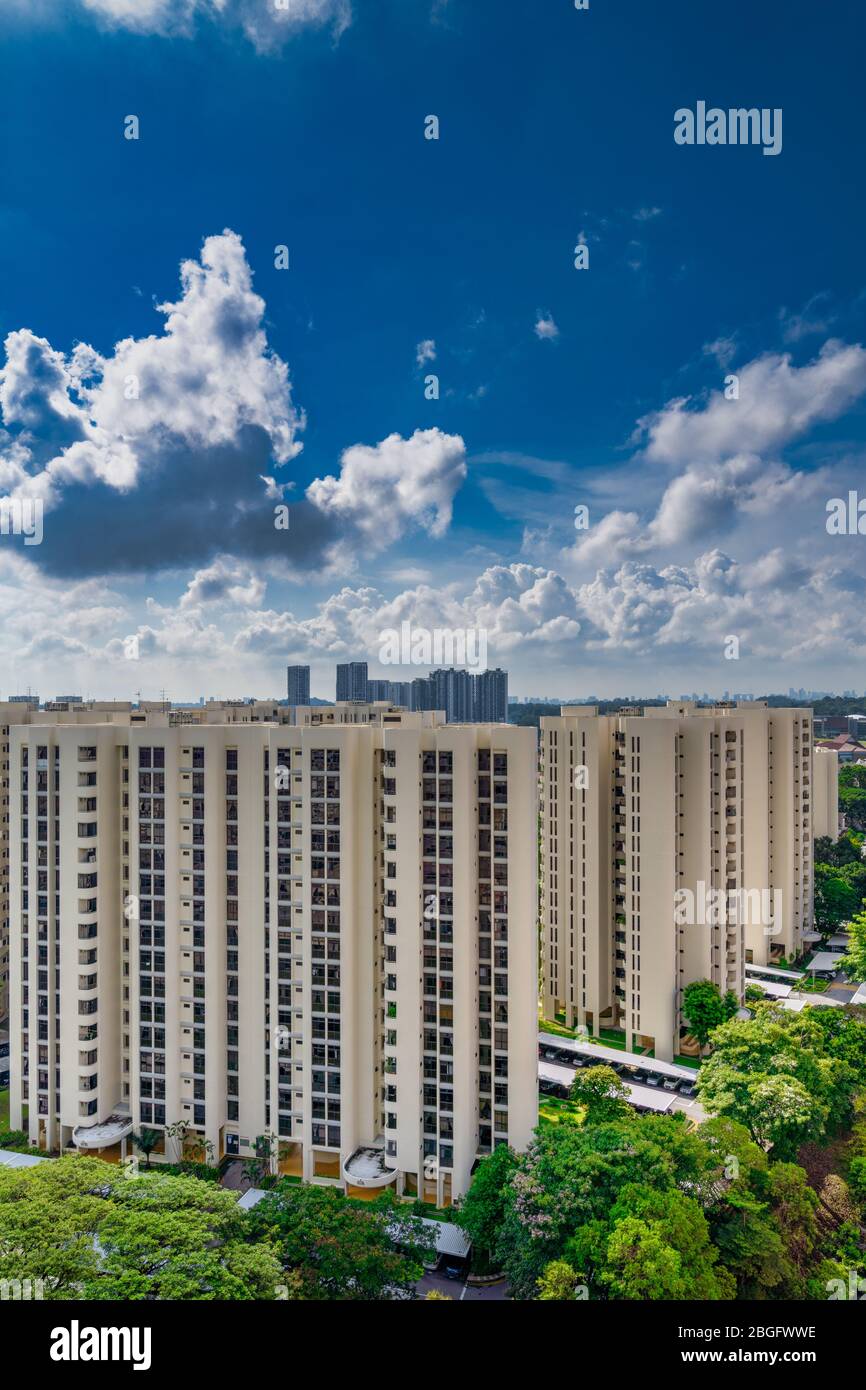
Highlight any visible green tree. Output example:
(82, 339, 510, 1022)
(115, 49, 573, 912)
(839, 768, 866, 833)
(164, 1119, 189, 1164)
(841, 908, 866, 982)
(682, 979, 730, 1049)
(493, 1120, 683, 1298)
(848, 1156, 866, 1206)
(537, 1258, 584, 1300)
(600, 1187, 735, 1301)
(766, 1163, 820, 1278)
(245, 1182, 434, 1300)
(130, 1128, 160, 1169)
(629, 1112, 720, 1193)
(814, 835, 836, 866)
(696, 1010, 855, 1158)
(242, 1157, 264, 1189)
(187, 1134, 215, 1165)
(568, 1065, 631, 1124)
(814, 863, 860, 935)
(0, 1155, 282, 1299)
(841, 859, 866, 903)
(700, 1065, 821, 1159)
(712, 1207, 794, 1298)
(698, 1115, 769, 1194)
(815, 829, 864, 868)
(453, 1142, 517, 1270)
(803, 1005, 866, 1078)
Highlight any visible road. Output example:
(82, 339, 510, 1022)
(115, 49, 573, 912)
(416, 1269, 510, 1301)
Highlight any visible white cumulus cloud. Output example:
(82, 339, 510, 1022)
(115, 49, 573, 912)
(0, 229, 304, 512)
(635, 340, 866, 467)
(77, 0, 352, 48)
(306, 427, 467, 550)
(534, 313, 560, 341)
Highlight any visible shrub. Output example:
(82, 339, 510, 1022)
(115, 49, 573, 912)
(848, 1156, 866, 1206)
(0, 1129, 29, 1150)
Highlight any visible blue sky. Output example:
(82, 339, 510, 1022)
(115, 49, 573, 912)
(0, 0, 865, 701)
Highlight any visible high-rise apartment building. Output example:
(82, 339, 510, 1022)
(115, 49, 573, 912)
(541, 701, 816, 1061)
(410, 668, 509, 724)
(0, 703, 39, 1022)
(2, 701, 182, 1045)
(335, 662, 369, 703)
(349, 668, 509, 724)
(7, 702, 537, 1203)
(431, 670, 475, 724)
(286, 666, 310, 708)
(475, 668, 509, 724)
(388, 681, 415, 710)
(813, 745, 840, 840)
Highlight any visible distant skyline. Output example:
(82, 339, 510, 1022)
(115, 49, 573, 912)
(4, 683, 866, 710)
(0, 0, 865, 699)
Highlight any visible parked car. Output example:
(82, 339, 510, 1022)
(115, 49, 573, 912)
(662, 1076, 680, 1092)
(442, 1262, 464, 1281)
(678, 1082, 696, 1098)
(644, 1072, 662, 1087)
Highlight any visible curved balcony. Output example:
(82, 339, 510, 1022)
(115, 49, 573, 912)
(342, 1141, 397, 1190)
(72, 1108, 133, 1151)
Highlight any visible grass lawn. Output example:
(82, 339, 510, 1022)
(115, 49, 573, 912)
(673, 1055, 701, 1070)
(0, 1089, 9, 1131)
(538, 1094, 583, 1128)
(343, 1191, 454, 1220)
(594, 1029, 649, 1052)
(538, 1014, 580, 1039)
(539, 1021, 660, 1058)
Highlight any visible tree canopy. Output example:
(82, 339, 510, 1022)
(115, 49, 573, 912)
(244, 1181, 435, 1300)
(695, 1007, 857, 1158)
(0, 1156, 282, 1299)
(682, 979, 739, 1047)
(841, 908, 866, 983)
(456, 1000, 866, 1301)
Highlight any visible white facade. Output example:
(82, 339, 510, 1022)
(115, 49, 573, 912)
(541, 701, 816, 1061)
(7, 705, 537, 1203)
(813, 746, 840, 840)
